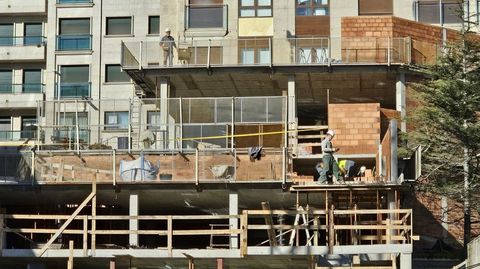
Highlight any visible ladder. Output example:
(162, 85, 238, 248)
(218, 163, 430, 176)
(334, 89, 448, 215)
(129, 98, 142, 149)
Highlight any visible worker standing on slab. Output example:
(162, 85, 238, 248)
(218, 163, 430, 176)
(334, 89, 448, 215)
(319, 130, 343, 184)
(160, 28, 176, 66)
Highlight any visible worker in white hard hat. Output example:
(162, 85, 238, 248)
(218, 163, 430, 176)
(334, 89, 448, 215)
(318, 130, 343, 184)
(160, 28, 176, 66)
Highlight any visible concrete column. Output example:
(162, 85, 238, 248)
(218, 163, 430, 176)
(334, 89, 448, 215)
(287, 76, 297, 152)
(395, 73, 406, 132)
(159, 78, 172, 149)
(229, 192, 238, 249)
(129, 194, 139, 247)
(400, 253, 412, 269)
(109, 259, 116, 269)
(441, 196, 449, 239)
(390, 120, 398, 183)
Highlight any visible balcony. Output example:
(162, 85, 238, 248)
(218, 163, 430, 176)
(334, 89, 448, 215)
(0, 0, 46, 15)
(0, 36, 46, 62)
(121, 37, 415, 69)
(55, 82, 91, 99)
(56, 35, 92, 51)
(0, 84, 44, 108)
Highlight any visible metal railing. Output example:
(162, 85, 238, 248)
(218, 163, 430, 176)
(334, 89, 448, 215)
(0, 36, 45, 46)
(56, 35, 92, 51)
(0, 84, 45, 94)
(57, 0, 93, 3)
(0, 130, 37, 141)
(121, 37, 415, 69)
(55, 82, 91, 98)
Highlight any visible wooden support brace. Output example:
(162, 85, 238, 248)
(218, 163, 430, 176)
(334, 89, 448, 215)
(67, 240, 74, 269)
(39, 192, 96, 257)
(261, 202, 278, 247)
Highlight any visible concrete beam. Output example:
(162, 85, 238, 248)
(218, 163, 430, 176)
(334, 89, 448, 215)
(229, 193, 239, 249)
(129, 194, 139, 247)
(396, 73, 406, 132)
(248, 244, 412, 256)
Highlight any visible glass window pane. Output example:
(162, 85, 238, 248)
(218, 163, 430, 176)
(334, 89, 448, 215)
(240, 9, 255, 17)
(296, 7, 309, 16)
(147, 111, 160, 129)
(148, 16, 159, 34)
(59, 18, 90, 34)
(23, 70, 41, 84)
(315, 0, 328, 5)
(242, 48, 255, 64)
(60, 66, 89, 83)
(258, 48, 271, 64)
(106, 17, 132, 35)
(258, 0, 271, 6)
(24, 23, 43, 45)
(314, 8, 328, 15)
(105, 112, 129, 129)
(0, 70, 12, 84)
(106, 64, 130, 83)
(257, 8, 272, 16)
(0, 117, 11, 131)
(241, 0, 254, 6)
(0, 24, 13, 46)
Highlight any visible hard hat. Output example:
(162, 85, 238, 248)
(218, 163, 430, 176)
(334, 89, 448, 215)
(327, 130, 335, 136)
(165, 28, 171, 32)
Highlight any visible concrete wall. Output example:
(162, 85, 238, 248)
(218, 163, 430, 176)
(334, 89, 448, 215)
(468, 236, 480, 267)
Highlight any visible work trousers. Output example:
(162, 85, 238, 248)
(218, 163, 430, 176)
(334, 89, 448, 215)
(319, 154, 340, 183)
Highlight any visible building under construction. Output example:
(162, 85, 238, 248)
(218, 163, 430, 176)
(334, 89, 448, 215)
(1, 0, 478, 268)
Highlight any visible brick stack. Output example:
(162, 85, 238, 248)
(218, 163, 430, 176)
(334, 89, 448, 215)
(327, 103, 380, 155)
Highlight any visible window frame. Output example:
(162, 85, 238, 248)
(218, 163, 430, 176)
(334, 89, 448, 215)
(239, 0, 273, 18)
(147, 111, 160, 130)
(105, 64, 131, 83)
(296, 0, 329, 16)
(148, 16, 160, 35)
(106, 16, 133, 36)
(104, 111, 129, 130)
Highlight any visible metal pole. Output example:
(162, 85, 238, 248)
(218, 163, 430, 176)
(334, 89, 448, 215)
(128, 98, 132, 153)
(231, 97, 235, 151)
(139, 41, 143, 69)
(195, 148, 199, 186)
(75, 100, 80, 154)
(179, 97, 183, 151)
(207, 39, 211, 68)
(112, 149, 116, 186)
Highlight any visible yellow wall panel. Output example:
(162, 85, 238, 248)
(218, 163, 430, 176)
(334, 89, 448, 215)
(238, 18, 274, 37)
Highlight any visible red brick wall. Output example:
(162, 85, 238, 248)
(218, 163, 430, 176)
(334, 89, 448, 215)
(328, 103, 380, 155)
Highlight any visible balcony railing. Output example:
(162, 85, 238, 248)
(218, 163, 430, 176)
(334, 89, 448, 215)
(185, 4, 228, 29)
(0, 130, 37, 141)
(121, 37, 416, 69)
(55, 82, 91, 98)
(0, 84, 45, 94)
(0, 36, 45, 46)
(57, 0, 93, 3)
(56, 35, 92, 51)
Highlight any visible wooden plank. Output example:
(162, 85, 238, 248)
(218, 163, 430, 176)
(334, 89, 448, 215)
(173, 229, 241, 236)
(245, 209, 327, 215)
(328, 205, 334, 254)
(248, 225, 327, 230)
(334, 225, 411, 230)
(240, 213, 248, 257)
(333, 209, 411, 215)
(83, 216, 88, 257)
(167, 216, 172, 257)
(91, 172, 97, 256)
(39, 191, 96, 257)
(67, 240, 74, 269)
(261, 202, 278, 247)
(4, 228, 84, 234)
(297, 125, 329, 130)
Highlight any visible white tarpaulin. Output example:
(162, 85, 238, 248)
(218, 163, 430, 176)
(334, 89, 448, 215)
(120, 155, 159, 181)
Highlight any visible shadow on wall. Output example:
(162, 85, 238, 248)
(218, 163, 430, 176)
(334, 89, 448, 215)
(403, 190, 476, 259)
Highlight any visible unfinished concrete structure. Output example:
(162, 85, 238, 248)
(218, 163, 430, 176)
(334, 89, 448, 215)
(1, 0, 478, 268)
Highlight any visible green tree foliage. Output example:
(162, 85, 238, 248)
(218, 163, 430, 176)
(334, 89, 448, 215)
(411, 35, 480, 214)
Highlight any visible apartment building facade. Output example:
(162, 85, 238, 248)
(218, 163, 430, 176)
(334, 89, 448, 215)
(0, 0, 479, 269)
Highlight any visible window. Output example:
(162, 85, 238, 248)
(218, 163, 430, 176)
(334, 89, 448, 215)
(59, 65, 90, 98)
(239, 0, 272, 17)
(0, 70, 12, 93)
(21, 116, 37, 139)
(148, 16, 160, 34)
(187, 0, 225, 28)
(147, 111, 160, 129)
(358, 0, 393, 15)
(0, 117, 11, 141)
(416, 0, 464, 24)
(239, 39, 271, 64)
(23, 69, 42, 93)
(106, 17, 132, 35)
(58, 18, 91, 50)
(105, 112, 129, 130)
(24, 23, 43, 45)
(0, 23, 14, 46)
(57, 112, 89, 141)
(296, 0, 329, 16)
(105, 64, 130, 83)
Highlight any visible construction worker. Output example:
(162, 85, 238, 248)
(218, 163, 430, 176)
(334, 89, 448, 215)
(319, 130, 343, 184)
(338, 159, 355, 179)
(160, 28, 176, 66)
